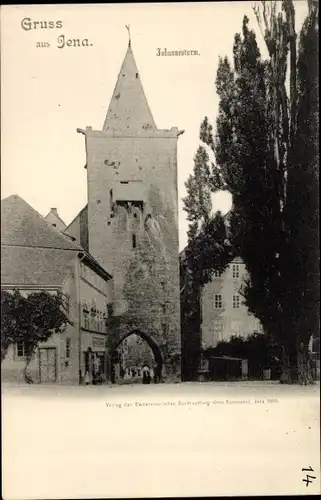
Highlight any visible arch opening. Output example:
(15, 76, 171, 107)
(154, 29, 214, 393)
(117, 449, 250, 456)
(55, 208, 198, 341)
(110, 330, 163, 384)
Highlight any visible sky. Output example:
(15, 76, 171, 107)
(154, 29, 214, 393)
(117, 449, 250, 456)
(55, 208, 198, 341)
(1, 2, 308, 250)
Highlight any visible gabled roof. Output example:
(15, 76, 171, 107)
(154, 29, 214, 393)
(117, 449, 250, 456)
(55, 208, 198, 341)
(1, 195, 82, 251)
(1, 195, 81, 288)
(65, 204, 89, 254)
(1, 245, 77, 287)
(103, 43, 156, 133)
(45, 208, 67, 231)
(1, 195, 113, 286)
(65, 204, 88, 232)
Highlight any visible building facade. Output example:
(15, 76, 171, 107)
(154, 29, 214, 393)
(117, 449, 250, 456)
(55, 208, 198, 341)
(45, 208, 67, 232)
(1, 195, 112, 384)
(201, 257, 263, 349)
(67, 41, 183, 380)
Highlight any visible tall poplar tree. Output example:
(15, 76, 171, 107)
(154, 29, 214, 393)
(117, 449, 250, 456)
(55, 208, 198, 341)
(213, 1, 319, 383)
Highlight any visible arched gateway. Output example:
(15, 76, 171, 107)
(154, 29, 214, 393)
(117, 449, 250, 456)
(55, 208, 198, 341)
(110, 329, 163, 383)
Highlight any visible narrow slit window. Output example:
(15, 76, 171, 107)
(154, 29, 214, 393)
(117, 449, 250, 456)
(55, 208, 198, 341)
(66, 338, 71, 359)
(132, 234, 137, 248)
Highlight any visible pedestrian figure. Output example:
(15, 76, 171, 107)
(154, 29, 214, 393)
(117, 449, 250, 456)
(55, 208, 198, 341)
(111, 365, 115, 384)
(84, 371, 91, 385)
(154, 363, 161, 383)
(124, 368, 131, 381)
(142, 364, 151, 384)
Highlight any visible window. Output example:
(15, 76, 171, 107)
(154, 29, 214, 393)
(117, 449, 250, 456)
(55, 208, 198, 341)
(16, 341, 27, 358)
(98, 312, 104, 332)
(232, 264, 240, 278)
(84, 313, 90, 330)
(214, 294, 223, 308)
(252, 318, 262, 332)
(132, 234, 137, 248)
(231, 320, 242, 336)
(66, 338, 71, 359)
(82, 301, 90, 329)
(232, 295, 240, 309)
(214, 270, 222, 278)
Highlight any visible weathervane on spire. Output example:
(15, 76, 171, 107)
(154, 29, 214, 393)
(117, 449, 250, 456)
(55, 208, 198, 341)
(125, 25, 131, 47)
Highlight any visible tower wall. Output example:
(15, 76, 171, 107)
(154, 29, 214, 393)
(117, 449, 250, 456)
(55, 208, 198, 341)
(86, 127, 181, 379)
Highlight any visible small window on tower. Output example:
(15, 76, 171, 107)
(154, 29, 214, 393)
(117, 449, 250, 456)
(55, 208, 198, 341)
(66, 338, 71, 359)
(52, 223, 56, 227)
(136, 73, 139, 78)
(134, 213, 137, 219)
(132, 234, 137, 249)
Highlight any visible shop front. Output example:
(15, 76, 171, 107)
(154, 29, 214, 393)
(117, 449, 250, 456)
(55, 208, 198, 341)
(82, 333, 109, 384)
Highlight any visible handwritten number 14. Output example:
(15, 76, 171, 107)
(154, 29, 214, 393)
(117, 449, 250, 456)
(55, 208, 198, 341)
(302, 466, 316, 487)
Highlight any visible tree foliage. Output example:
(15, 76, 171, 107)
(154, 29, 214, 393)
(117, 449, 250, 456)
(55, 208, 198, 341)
(214, 15, 281, 345)
(213, 1, 319, 383)
(204, 332, 282, 379)
(1, 289, 70, 383)
(181, 118, 233, 380)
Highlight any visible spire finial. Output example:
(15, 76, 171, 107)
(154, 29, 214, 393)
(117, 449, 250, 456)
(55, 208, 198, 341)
(125, 25, 131, 47)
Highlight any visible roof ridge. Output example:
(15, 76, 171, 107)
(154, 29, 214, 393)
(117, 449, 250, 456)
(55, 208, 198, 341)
(1, 194, 82, 251)
(44, 209, 67, 227)
(65, 204, 88, 232)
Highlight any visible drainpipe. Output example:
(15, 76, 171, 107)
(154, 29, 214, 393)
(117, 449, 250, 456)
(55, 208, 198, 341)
(76, 253, 86, 385)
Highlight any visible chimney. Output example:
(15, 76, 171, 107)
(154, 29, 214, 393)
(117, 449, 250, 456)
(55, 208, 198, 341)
(51, 208, 58, 216)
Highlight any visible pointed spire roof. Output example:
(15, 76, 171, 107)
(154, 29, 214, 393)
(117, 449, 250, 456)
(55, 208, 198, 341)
(103, 41, 156, 133)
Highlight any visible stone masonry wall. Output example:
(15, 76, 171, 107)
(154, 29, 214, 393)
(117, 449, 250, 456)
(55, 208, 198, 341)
(85, 128, 181, 379)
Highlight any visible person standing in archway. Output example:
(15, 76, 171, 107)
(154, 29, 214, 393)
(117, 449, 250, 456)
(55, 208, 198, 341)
(149, 365, 154, 382)
(154, 362, 162, 383)
(142, 364, 151, 384)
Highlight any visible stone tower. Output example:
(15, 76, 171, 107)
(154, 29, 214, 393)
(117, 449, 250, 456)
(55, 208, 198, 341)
(77, 40, 184, 380)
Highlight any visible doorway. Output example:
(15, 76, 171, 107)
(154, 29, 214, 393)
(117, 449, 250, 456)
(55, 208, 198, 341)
(39, 347, 57, 383)
(111, 330, 163, 384)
